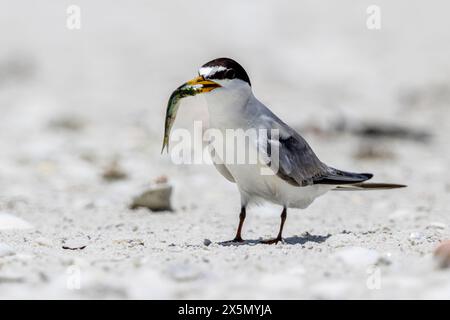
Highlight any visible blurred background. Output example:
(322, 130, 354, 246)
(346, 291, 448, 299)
(1, 0, 450, 299)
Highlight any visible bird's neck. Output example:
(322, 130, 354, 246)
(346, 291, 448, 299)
(204, 88, 254, 130)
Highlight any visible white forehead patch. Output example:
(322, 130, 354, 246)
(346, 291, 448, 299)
(199, 66, 227, 78)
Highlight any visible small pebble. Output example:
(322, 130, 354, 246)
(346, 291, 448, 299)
(154, 175, 168, 184)
(203, 239, 212, 246)
(62, 237, 88, 250)
(130, 183, 173, 211)
(376, 253, 393, 266)
(48, 116, 85, 131)
(434, 240, 450, 269)
(102, 160, 128, 181)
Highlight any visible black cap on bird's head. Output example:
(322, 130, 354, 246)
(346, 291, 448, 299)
(173, 57, 251, 97)
(171, 58, 251, 98)
(198, 57, 251, 87)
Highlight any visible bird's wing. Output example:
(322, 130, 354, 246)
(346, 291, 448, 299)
(209, 145, 235, 183)
(256, 111, 372, 187)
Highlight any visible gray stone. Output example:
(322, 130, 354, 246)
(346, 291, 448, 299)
(130, 183, 173, 212)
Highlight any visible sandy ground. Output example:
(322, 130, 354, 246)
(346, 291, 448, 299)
(1, 1, 450, 299)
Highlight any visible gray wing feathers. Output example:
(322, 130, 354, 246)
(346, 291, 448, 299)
(261, 113, 372, 186)
(313, 167, 373, 185)
(209, 146, 235, 183)
(212, 160, 236, 183)
(274, 133, 330, 186)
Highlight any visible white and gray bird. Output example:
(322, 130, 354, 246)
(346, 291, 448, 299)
(163, 57, 405, 244)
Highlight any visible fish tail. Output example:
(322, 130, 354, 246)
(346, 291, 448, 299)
(161, 136, 169, 154)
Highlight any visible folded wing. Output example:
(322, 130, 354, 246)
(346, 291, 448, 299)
(258, 114, 374, 187)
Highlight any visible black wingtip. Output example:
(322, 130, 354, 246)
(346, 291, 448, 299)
(313, 169, 374, 185)
(362, 173, 373, 180)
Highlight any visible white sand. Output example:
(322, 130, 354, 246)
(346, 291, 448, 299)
(1, 0, 450, 299)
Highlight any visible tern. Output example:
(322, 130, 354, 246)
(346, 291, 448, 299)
(163, 57, 405, 244)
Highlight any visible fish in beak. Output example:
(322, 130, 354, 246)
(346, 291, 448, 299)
(161, 76, 220, 153)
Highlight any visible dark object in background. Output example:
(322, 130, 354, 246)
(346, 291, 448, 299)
(301, 120, 431, 143)
(331, 118, 432, 143)
(102, 160, 128, 182)
(353, 143, 396, 160)
(0, 53, 36, 86)
(354, 123, 431, 143)
(48, 116, 86, 132)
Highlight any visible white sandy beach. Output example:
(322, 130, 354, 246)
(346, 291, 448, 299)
(1, 0, 450, 299)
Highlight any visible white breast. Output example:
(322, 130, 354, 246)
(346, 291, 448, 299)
(204, 83, 332, 209)
(224, 157, 331, 209)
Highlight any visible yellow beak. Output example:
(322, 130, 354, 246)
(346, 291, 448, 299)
(185, 76, 221, 93)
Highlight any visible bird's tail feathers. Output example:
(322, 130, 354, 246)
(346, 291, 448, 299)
(333, 182, 406, 191)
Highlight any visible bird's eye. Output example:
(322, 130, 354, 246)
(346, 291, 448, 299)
(225, 69, 235, 79)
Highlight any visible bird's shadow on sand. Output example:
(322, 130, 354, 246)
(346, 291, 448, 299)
(218, 232, 331, 247)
